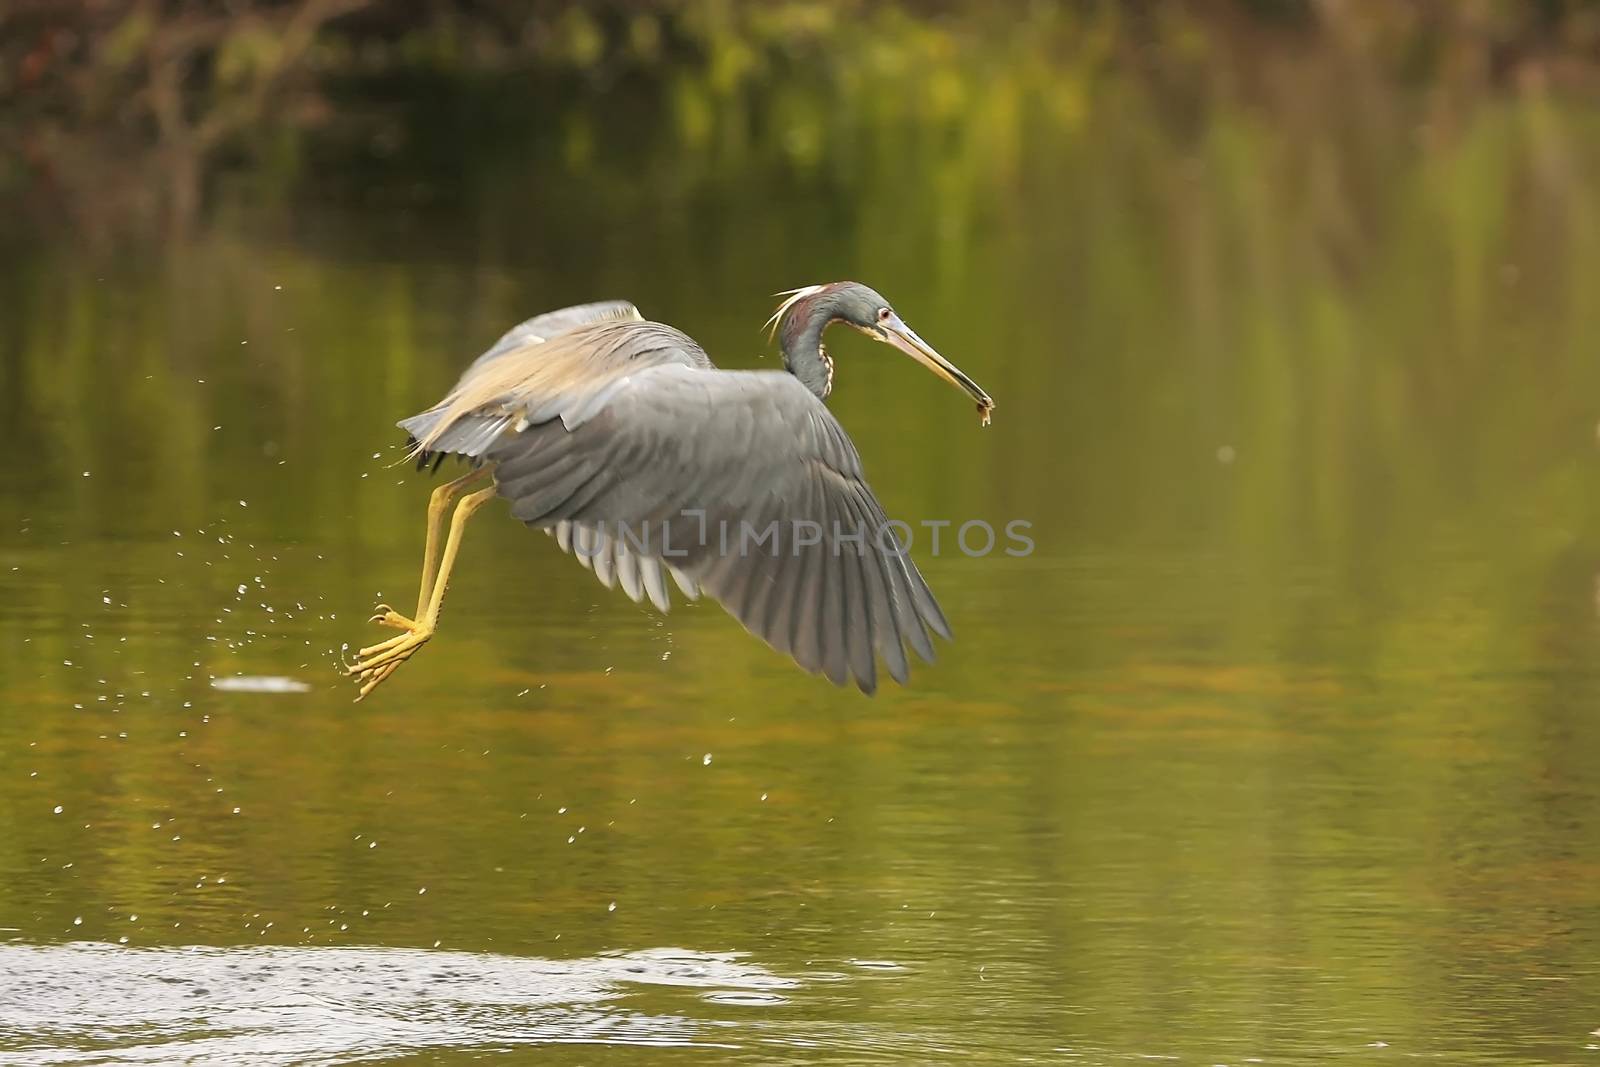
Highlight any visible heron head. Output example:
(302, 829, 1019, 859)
(769, 281, 995, 425)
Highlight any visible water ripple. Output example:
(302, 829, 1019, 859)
(0, 942, 802, 1065)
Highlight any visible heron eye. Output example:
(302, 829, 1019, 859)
(877, 307, 891, 322)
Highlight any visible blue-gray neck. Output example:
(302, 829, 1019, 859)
(778, 289, 844, 400)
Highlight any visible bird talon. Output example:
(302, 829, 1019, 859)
(369, 606, 418, 630)
(345, 627, 433, 696)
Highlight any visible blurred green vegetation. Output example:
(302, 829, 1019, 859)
(8, 0, 1600, 238)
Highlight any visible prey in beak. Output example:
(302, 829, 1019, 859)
(863, 312, 995, 426)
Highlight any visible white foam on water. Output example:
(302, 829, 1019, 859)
(0, 942, 801, 1065)
(208, 677, 311, 694)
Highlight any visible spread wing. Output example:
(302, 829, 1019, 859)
(398, 318, 950, 693)
(487, 363, 949, 694)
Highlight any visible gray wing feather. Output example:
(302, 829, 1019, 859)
(616, 544, 643, 603)
(401, 319, 713, 456)
(403, 301, 645, 454)
(464, 301, 642, 378)
(484, 361, 947, 693)
(838, 482, 910, 684)
(418, 413, 516, 459)
(668, 564, 700, 600)
(639, 556, 672, 612)
(544, 520, 691, 612)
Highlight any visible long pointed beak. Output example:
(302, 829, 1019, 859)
(878, 313, 994, 426)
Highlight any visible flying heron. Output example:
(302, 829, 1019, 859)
(346, 281, 994, 699)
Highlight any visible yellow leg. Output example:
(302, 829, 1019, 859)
(368, 466, 490, 632)
(349, 483, 498, 701)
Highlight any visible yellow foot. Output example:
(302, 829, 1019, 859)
(347, 611, 434, 702)
(368, 604, 418, 630)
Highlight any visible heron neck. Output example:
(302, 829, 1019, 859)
(781, 312, 837, 400)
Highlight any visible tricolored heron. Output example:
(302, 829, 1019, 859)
(346, 281, 994, 699)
